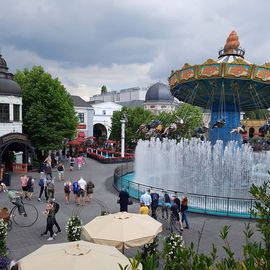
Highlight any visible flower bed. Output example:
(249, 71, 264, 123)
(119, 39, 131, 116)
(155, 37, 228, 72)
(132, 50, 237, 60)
(87, 148, 134, 163)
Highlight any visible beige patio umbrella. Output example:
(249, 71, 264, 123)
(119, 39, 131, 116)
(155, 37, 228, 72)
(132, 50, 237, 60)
(82, 212, 162, 252)
(18, 240, 140, 270)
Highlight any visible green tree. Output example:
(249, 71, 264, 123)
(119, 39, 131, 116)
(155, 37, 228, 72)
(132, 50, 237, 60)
(101, 85, 108, 94)
(173, 103, 203, 138)
(15, 66, 78, 154)
(244, 109, 268, 120)
(110, 107, 154, 146)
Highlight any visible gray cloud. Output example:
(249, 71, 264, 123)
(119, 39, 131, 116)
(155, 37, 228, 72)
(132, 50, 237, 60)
(1, 0, 270, 98)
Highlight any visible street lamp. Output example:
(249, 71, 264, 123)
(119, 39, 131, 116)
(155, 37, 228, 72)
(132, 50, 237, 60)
(120, 113, 127, 158)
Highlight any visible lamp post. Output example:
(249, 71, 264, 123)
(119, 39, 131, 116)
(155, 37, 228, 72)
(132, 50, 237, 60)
(120, 114, 127, 158)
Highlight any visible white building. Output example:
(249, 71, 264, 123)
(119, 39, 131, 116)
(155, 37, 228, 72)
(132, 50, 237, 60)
(0, 53, 33, 170)
(90, 87, 147, 103)
(71, 95, 94, 137)
(90, 102, 122, 139)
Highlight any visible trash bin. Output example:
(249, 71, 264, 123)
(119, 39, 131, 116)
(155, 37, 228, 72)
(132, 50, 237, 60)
(3, 172, 11, 186)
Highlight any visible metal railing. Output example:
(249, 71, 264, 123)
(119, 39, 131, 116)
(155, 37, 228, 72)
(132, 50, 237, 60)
(113, 163, 255, 218)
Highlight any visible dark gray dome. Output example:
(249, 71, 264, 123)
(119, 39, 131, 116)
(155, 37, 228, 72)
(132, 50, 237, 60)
(0, 53, 21, 96)
(0, 78, 22, 96)
(0, 54, 8, 71)
(145, 82, 174, 102)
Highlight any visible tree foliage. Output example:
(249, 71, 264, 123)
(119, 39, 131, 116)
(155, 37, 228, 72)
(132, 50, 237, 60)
(110, 104, 203, 146)
(244, 109, 268, 120)
(15, 66, 78, 151)
(101, 85, 108, 94)
(110, 107, 154, 145)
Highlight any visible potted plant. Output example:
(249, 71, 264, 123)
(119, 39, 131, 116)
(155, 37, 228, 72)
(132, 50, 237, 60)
(0, 218, 10, 269)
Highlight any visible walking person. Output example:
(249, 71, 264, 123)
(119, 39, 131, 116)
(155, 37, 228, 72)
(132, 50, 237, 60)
(38, 172, 48, 202)
(45, 164, 52, 180)
(20, 174, 28, 199)
(150, 190, 159, 219)
(46, 177, 55, 201)
(76, 155, 84, 170)
(41, 200, 56, 241)
(140, 188, 152, 208)
(140, 202, 150, 215)
(26, 176, 35, 200)
(78, 176, 87, 205)
(69, 156, 75, 171)
(64, 179, 72, 204)
(72, 179, 79, 204)
(181, 195, 190, 229)
(118, 189, 129, 212)
(86, 180, 95, 202)
(161, 190, 171, 219)
(52, 200, 61, 235)
(170, 197, 183, 234)
(57, 162, 65, 181)
(172, 194, 184, 230)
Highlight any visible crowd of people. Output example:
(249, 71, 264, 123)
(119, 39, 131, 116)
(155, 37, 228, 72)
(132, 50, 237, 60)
(118, 187, 189, 234)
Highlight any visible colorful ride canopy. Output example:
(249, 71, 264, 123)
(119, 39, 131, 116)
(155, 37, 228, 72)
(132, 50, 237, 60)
(169, 31, 270, 144)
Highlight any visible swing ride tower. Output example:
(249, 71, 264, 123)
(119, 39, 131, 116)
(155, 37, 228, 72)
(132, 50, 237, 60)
(169, 31, 270, 145)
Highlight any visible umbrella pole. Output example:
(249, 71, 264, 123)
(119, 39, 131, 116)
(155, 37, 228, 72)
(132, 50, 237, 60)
(122, 245, 125, 254)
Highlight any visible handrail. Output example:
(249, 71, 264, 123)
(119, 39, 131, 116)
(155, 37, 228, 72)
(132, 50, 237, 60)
(113, 163, 254, 218)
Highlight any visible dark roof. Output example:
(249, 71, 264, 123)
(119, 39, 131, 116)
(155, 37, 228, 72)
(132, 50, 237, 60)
(71, 95, 92, 108)
(145, 82, 174, 102)
(118, 100, 144, 108)
(0, 53, 22, 97)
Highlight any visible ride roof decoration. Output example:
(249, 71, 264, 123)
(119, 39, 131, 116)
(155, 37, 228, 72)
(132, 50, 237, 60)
(169, 31, 270, 112)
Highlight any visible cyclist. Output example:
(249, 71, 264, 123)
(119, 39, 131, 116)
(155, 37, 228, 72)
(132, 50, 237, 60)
(0, 183, 26, 216)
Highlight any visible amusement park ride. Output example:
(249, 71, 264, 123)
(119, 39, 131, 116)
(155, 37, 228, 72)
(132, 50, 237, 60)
(169, 31, 270, 145)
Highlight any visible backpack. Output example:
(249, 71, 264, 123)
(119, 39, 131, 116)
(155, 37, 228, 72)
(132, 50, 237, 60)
(164, 193, 171, 203)
(64, 184, 70, 193)
(47, 180, 54, 190)
(39, 178, 44, 187)
(53, 202, 60, 213)
(72, 182, 79, 192)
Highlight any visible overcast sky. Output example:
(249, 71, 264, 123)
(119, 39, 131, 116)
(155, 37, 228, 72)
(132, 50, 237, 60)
(1, 0, 269, 99)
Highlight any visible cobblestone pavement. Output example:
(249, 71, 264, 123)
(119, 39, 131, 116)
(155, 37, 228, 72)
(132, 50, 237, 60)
(0, 158, 260, 262)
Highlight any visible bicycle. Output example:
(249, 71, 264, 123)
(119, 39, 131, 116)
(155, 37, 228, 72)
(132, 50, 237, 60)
(7, 198, 39, 230)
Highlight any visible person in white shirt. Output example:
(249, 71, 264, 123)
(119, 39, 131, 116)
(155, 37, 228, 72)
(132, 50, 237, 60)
(77, 177, 87, 205)
(140, 188, 152, 208)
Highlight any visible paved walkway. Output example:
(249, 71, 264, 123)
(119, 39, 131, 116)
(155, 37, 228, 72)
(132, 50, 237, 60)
(0, 158, 260, 262)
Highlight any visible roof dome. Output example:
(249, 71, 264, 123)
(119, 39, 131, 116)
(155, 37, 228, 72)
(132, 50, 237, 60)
(0, 53, 22, 96)
(145, 82, 174, 102)
(0, 53, 8, 71)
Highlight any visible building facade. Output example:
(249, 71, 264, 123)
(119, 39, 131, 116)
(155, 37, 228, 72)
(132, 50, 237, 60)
(0, 53, 33, 175)
(90, 102, 122, 139)
(71, 95, 94, 138)
(90, 87, 147, 103)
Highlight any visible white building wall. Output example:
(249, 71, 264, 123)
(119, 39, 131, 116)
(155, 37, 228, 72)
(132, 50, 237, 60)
(0, 95, 22, 136)
(90, 87, 147, 103)
(92, 102, 122, 138)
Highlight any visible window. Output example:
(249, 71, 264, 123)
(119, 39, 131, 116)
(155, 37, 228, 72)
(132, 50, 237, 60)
(150, 105, 155, 108)
(103, 110, 106, 115)
(78, 113, 84, 123)
(13, 104, 20, 121)
(0, 104, 9, 122)
(161, 105, 167, 108)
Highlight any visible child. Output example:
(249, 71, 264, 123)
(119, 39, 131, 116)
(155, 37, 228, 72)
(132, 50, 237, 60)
(140, 202, 149, 215)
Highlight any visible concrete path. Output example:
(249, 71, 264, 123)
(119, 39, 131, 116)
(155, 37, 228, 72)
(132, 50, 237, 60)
(0, 157, 260, 262)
